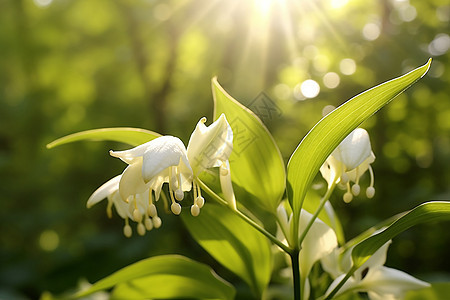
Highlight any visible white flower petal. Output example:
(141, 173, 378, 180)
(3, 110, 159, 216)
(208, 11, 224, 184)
(219, 160, 236, 209)
(367, 291, 397, 300)
(87, 175, 121, 208)
(111, 192, 131, 219)
(119, 158, 149, 201)
(333, 128, 372, 171)
(356, 240, 391, 278)
(347, 151, 376, 182)
(141, 136, 192, 183)
(187, 114, 233, 175)
(321, 155, 343, 187)
(361, 266, 430, 298)
(110, 140, 156, 164)
(321, 248, 343, 279)
(299, 210, 338, 278)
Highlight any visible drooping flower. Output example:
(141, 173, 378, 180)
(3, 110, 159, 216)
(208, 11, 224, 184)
(86, 175, 162, 238)
(187, 114, 235, 212)
(110, 135, 194, 211)
(323, 240, 430, 299)
(87, 114, 234, 236)
(320, 128, 376, 203)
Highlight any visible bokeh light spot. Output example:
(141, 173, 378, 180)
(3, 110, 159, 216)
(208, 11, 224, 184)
(399, 5, 417, 22)
(322, 105, 336, 116)
(39, 230, 60, 252)
(339, 58, 356, 75)
(323, 72, 340, 88)
(299, 79, 320, 99)
(34, 0, 52, 7)
(428, 34, 450, 56)
(330, 0, 348, 9)
(362, 23, 381, 41)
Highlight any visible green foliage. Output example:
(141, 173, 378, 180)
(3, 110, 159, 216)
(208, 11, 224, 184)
(212, 78, 286, 213)
(181, 203, 272, 297)
(326, 202, 450, 299)
(287, 59, 432, 243)
(46, 127, 160, 149)
(75, 255, 235, 300)
(2, 0, 449, 298)
(352, 201, 450, 268)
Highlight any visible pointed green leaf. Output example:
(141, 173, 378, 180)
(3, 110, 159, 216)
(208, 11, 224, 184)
(181, 203, 272, 297)
(75, 255, 235, 300)
(287, 59, 431, 231)
(212, 77, 285, 213)
(351, 201, 450, 268)
(46, 127, 160, 149)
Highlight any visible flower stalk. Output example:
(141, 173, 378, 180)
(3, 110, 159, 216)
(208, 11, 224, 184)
(196, 179, 291, 254)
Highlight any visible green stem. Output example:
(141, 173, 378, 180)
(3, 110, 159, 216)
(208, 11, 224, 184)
(196, 179, 291, 254)
(290, 249, 301, 300)
(323, 267, 356, 300)
(298, 181, 336, 247)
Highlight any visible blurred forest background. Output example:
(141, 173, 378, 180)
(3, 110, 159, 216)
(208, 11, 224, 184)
(0, 0, 449, 298)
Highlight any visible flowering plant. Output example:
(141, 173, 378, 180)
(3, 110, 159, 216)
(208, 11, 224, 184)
(48, 59, 450, 299)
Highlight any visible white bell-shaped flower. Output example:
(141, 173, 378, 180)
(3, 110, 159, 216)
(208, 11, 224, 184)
(187, 114, 233, 175)
(186, 114, 235, 213)
(320, 128, 376, 202)
(110, 135, 193, 203)
(88, 114, 235, 234)
(298, 210, 338, 278)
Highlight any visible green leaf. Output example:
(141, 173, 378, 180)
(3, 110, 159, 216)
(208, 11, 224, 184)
(287, 59, 431, 233)
(75, 255, 235, 300)
(211, 77, 285, 213)
(405, 282, 450, 300)
(351, 201, 450, 268)
(46, 127, 160, 149)
(181, 203, 272, 297)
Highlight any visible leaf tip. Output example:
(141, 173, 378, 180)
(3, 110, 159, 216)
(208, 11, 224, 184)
(422, 58, 432, 78)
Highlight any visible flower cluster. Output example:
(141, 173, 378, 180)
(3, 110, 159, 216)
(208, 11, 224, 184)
(87, 114, 235, 237)
(320, 128, 376, 203)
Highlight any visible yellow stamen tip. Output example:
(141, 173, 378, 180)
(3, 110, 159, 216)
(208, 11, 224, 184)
(171, 202, 182, 215)
(123, 225, 132, 238)
(343, 192, 353, 203)
(137, 223, 146, 236)
(191, 204, 200, 217)
(153, 216, 162, 228)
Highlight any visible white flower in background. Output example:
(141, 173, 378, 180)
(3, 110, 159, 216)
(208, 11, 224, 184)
(320, 128, 376, 203)
(277, 204, 338, 279)
(87, 114, 234, 236)
(323, 240, 430, 299)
